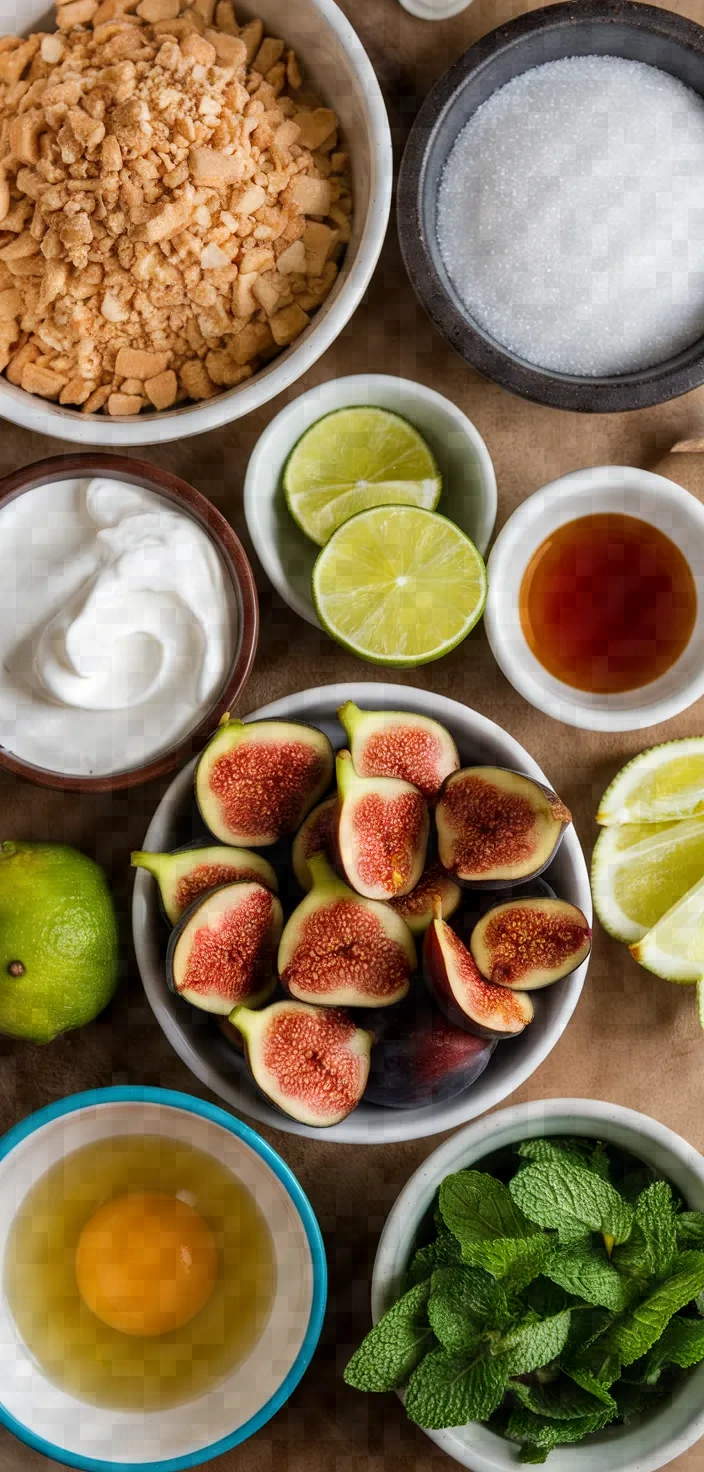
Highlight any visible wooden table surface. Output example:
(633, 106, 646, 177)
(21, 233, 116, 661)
(2, 0, 704, 1467)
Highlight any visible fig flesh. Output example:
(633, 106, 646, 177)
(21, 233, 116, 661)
(278, 851, 416, 1008)
(423, 914, 534, 1037)
(231, 999, 373, 1127)
(363, 994, 495, 1109)
(167, 881, 283, 1015)
(291, 797, 336, 891)
(389, 859, 462, 936)
(131, 844, 278, 926)
(436, 767, 571, 887)
(195, 718, 334, 847)
(471, 897, 591, 990)
(338, 701, 460, 802)
(334, 749, 429, 900)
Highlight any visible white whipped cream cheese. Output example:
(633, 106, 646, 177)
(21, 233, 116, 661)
(0, 477, 237, 777)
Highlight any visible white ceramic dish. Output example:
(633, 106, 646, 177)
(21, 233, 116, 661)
(371, 1097, 704, 1472)
(485, 466, 704, 732)
(243, 374, 497, 627)
(0, 1086, 326, 1471)
(0, 0, 391, 448)
(132, 682, 591, 1144)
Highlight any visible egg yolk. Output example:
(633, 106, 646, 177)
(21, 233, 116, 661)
(75, 1191, 217, 1337)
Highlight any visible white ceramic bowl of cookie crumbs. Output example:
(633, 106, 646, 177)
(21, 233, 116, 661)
(0, 0, 391, 447)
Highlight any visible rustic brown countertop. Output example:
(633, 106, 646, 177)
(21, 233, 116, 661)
(2, 1, 704, 1467)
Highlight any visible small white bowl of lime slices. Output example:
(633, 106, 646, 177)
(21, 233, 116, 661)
(243, 375, 497, 659)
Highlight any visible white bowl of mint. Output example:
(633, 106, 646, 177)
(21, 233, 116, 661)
(345, 1100, 704, 1471)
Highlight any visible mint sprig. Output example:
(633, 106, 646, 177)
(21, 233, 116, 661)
(509, 1157, 633, 1245)
(405, 1347, 507, 1430)
(545, 1241, 633, 1311)
(343, 1280, 433, 1392)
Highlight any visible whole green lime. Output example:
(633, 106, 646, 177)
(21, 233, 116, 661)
(0, 841, 119, 1044)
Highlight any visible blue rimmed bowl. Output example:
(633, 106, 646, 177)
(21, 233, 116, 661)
(0, 1087, 327, 1472)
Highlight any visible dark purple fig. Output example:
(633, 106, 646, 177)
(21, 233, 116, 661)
(291, 797, 337, 891)
(338, 700, 460, 802)
(278, 852, 416, 1008)
(363, 995, 495, 1109)
(167, 881, 282, 1015)
(334, 750, 429, 900)
(436, 767, 571, 888)
(423, 913, 534, 1038)
(231, 999, 374, 1127)
(471, 897, 591, 990)
(131, 845, 278, 926)
(389, 859, 462, 936)
(195, 718, 334, 847)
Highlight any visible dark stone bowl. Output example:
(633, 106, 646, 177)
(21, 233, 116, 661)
(398, 0, 704, 414)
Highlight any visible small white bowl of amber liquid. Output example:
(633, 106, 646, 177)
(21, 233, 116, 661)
(0, 1087, 326, 1471)
(484, 464, 704, 732)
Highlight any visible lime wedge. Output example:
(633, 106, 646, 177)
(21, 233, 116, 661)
(591, 817, 704, 944)
(312, 505, 487, 667)
(284, 407, 442, 546)
(597, 739, 704, 826)
(630, 875, 704, 985)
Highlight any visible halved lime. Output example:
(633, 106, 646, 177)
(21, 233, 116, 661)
(630, 875, 704, 985)
(284, 406, 442, 546)
(591, 817, 704, 945)
(312, 505, 487, 667)
(597, 739, 704, 826)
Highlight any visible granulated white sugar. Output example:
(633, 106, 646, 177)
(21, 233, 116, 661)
(437, 56, 704, 376)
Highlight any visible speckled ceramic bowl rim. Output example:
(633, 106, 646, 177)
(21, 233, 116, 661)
(0, 1085, 327, 1472)
(0, 454, 258, 792)
(397, 0, 704, 414)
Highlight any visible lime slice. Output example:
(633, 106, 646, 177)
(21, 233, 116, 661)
(312, 505, 487, 667)
(591, 817, 704, 945)
(631, 875, 704, 984)
(597, 739, 704, 826)
(284, 407, 442, 546)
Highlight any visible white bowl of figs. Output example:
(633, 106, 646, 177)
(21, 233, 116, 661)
(132, 684, 592, 1144)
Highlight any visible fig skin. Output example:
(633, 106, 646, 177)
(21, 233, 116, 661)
(362, 993, 495, 1109)
(278, 851, 416, 1008)
(423, 913, 534, 1038)
(333, 749, 430, 901)
(470, 897, 591, 990)
(167, 881, 283, 1015)
(388, 859, 462, 936)
(436, 767, 571, 888)
(231, 999, 374, 1127)
(131, 843, 278, 926)
(195, 717, 334, 847)
(338, 700, 460, 803)
(291, 797, 337, 891)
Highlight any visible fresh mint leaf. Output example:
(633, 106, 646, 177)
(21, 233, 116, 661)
(560, 1361, 620, 1408)
(676, 1211, 704, 1248)
(612, 1380, 667, 1423)
(606, 1251, 704, 1367)
(440, 1170, 539, 1246)
(643, 1313, 704, 1377)
(463, 1231, 551, 1291)
(545, 1241, 633, 1312)
(343, 1280, 433, 1392)
(509, 1159, 633, 1245)
(524, 1277, 572, 1318)
(497, 1309, 572, 1375)
(518, 1138, 610, 1181)
(507, 1403, 616, 1451)
(405, 1347, 507, 1430)
(510, 1374, 615, 1420)
(428, 1265, 510, 1352)
(634, 1181, 678, 1277)
(405, 1231, 461, 1288)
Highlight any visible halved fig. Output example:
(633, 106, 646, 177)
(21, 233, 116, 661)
(363, 994, 495, 1109)
(131, 844, 278, 926)
(471, 897, 591, 990)
(338, 700, 460, 802)
(436, 767, 571, 887)
(291, 797, 337, 891)
(333, 749, 429, 900)
(195, 718, 334, 847)
(278, 851, 416, 1008)
(423, 913, 534, 1037)
(231, 999, 374, 1127)
(389, 859, 462, 936)
(167, 881, 283, 1015)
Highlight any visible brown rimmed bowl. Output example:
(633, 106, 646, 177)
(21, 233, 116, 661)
(398, 0, 704, 414)
(0, 454, 258, 792)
